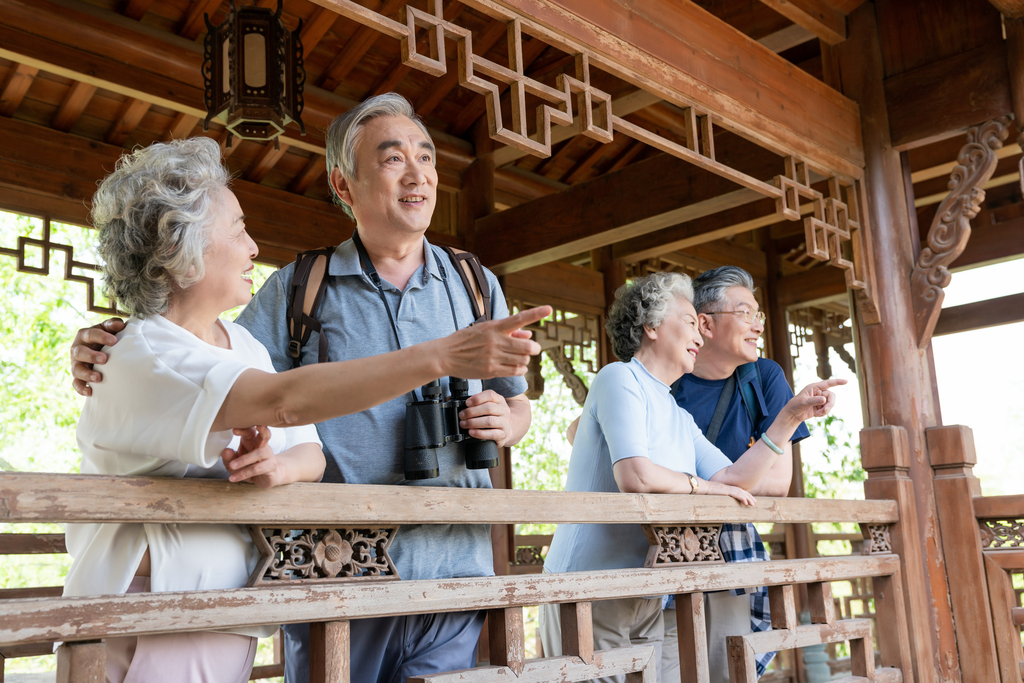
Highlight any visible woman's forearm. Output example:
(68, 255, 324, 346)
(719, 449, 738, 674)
(214, 340, 449, 431)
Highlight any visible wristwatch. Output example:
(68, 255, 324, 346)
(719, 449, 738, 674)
(686, 473, 699, 494)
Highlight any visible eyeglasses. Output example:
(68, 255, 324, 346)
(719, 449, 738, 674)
(706, 310, 766, 325)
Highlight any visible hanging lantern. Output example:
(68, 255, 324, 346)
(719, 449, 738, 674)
(202, 0, 306, 145)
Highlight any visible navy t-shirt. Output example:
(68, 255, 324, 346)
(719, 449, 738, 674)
(672, 357, 810, 461)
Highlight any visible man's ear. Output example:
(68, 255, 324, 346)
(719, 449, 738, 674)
(697, 313, 714, 338)
(329, 167, 353, 208)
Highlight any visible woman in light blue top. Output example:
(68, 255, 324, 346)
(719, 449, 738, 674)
(540, 271, 843, 683)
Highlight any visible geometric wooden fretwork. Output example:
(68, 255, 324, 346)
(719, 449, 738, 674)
(910, 116, 1010, 348)
(245, 526, 400, 586)
(512, 300, 600, 405)
(978, 518, 1024, 549)
(642, 524, 725, 567)
(0, 214, 120, 315)
(318, 0, 880, 319)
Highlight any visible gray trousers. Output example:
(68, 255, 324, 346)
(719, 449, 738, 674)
(661, 591, 752, 683)
(539, 597, 664, 683)
(283, 611, 485, 683)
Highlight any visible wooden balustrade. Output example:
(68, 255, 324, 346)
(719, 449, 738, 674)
(974, 491, 1024, 683)
(0, 472, 911, 683)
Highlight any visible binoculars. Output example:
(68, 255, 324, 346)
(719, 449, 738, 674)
(403, 378, 499, 480)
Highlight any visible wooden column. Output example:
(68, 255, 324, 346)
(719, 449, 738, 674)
(591, 245, 626, 367)
(310, 620, 350, 683)
(928, 426, 1001, 683)
(831, 5, 955, 682)
(861, 426, 931, 683)
(55, 641, 105, 683)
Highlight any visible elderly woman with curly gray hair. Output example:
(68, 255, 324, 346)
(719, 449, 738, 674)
(64, 136, 547, 683)
(539, 271, 843, 683)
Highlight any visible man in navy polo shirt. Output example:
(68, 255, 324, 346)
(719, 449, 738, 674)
(661, 265, 810, 683)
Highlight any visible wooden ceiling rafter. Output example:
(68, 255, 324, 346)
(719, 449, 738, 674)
(179, 0, 222, 41)
(245, 141, 291, 183)
(51, 80, 96, 132)
(756, 0, 846, 44)
(563, 138, 608, 184)
(289, 154, 327, 195)
(605, 140, 645, 173)
(165, 112, 200, 140)
(105, 97, 152, 146)
(300, 5, 341, 53)
(0, 63, 38, 117)
(122, 0, 155, 21)
(318, 0, 407, 92)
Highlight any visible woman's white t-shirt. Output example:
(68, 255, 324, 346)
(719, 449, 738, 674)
(64, 315, 320, 638)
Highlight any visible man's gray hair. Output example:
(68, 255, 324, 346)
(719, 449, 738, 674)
(91, 136, 229, 318)
(326, 92, 435, 219)
(605, 271, 694, 362)
(692, 266, 756, 314)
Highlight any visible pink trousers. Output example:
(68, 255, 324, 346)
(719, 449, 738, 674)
(104, 577, 258, 683)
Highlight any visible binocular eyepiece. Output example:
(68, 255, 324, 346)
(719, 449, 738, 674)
(403, 378, 500, 480)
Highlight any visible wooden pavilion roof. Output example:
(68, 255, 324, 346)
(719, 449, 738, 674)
(0, 0, 1021, 330)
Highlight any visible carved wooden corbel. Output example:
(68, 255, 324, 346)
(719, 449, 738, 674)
(910, 117, 1009, 349)
(545, 345, 589, 406)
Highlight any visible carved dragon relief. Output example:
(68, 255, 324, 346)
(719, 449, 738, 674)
(911, 117, 1010, 348)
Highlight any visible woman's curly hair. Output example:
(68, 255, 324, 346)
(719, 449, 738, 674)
(91, 137, 229, 317)
(605, 271, 694, 362)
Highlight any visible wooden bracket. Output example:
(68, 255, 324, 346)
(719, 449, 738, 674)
(246, 526, 399, 585)
(911, 117, 1010, 348)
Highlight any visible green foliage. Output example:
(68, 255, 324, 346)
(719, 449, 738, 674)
(803, 414, 865, 501)
(513, 348, 595, 535)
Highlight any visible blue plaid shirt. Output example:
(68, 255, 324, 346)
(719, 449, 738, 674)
(664, 522, 774, 676)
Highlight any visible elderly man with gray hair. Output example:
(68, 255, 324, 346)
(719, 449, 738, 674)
(71, 93, 548, 683)
(547, 270, 843, 683)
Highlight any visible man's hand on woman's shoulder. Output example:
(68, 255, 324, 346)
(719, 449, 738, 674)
(70, 318, 126, 396)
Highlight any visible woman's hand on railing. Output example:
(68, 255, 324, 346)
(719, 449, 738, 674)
(703, 479, 756, 506)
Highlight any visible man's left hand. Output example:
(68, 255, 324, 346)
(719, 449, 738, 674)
(460, 390, 514, 447)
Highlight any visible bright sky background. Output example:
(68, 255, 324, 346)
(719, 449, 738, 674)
(794, 258, 1024, 497)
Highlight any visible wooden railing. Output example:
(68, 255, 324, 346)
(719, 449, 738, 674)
(0, 472, 913, 683)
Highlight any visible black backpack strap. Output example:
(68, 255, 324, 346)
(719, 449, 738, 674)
(705, 374, 737, 446)
(736, 361, 766, 432)
(286, 247, 334, 367)
(440, 246, 491, 323)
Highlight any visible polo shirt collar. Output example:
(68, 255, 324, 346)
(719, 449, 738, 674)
(327, 233, 442, 284)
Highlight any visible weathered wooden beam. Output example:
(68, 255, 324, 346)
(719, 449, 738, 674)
(0, 533, 67, 555)
(503, 261, 605, 314)
(104, 97, 151, 146)
(51, 80, 96, 132)
(476, 144, 784, 274)
(972, 494, 1024, 520)
(164, 112, 199, 140)
(932, 292, 1024, 337)
(756, 0, 846, 44)
(884, 42, 1011, 151)
(411, 646, 655, 683)
(0, 472, 899, 525)
(0, 62, 39, 117)
(459, 0, 863, 176)
(0, 555, 901, 646)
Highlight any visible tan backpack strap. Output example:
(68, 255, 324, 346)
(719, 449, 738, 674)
(441, 246, 491, 323)
(286, 247, 334, 366)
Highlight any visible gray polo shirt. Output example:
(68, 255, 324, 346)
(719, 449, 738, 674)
(235, 236, 526, 581)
